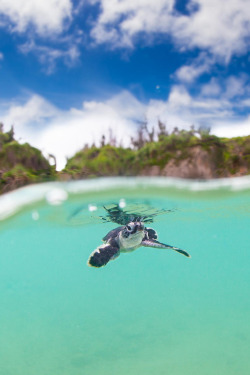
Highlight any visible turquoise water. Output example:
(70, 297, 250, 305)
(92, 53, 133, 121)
(0, 177, 250, 375)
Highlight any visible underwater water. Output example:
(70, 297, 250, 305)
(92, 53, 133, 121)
(0, 177, 250, 375)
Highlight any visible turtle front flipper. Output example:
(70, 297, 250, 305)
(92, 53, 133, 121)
(145, 227, 158, 240)
(141, 239, 191, 258)
(87, 243, 120, 268)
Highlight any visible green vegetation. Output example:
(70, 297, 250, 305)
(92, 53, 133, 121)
(62, 123, 250, 180)
(0, 121, 250, 194)
(0, 124, 56, 194)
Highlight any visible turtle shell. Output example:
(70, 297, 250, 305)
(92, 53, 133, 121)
(102, 226, 124, 242)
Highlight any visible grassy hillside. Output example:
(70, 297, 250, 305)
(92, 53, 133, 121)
(0, 122, 250, 194)
(62, 127, 250, 180)
(0, 125, 56, 193)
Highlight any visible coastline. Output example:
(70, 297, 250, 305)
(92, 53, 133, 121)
(0, 126, 250, 195)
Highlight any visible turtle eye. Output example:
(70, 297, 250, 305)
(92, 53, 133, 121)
(127, 225, 132, 231)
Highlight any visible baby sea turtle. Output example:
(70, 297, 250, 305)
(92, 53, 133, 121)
(87, 219, 191, 268)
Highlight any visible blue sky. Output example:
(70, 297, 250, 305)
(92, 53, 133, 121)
(0, 0, 249, 169)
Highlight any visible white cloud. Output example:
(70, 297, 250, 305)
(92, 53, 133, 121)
(174, 0, 250, 61)
(1, 91, 145, 170)
(0, 0, 72, 35)
(201, 78, 222, 97)
(1, 0, 249, 75)
(212, 117, 250, 138)
(1, 87, 249, 171)
(90, 0, 250, 61)
(2, 95, 58, 126)
(90, 0, 175, 47)
(200, 75, 249, 100)
(0, 51, 3, 60)
(146, 85, 234, 131)
(224, 75, 248, 99)
(19, 41, 80, 74)
(241, 99, 250, 107)
(175, 53, 214, 83)
(0, 1, 84, 72)
(168, 85, 192, 107)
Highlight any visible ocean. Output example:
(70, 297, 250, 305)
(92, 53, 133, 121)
(0, 177, 250, 375)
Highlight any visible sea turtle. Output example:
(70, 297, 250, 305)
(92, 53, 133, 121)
(87, 219, 191, 268)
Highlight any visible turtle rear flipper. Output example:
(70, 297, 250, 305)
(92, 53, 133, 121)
(87, 244, 120, 268)
(141, 239, 191, 258)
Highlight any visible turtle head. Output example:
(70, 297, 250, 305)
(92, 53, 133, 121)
(122, 221, 145, 239)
